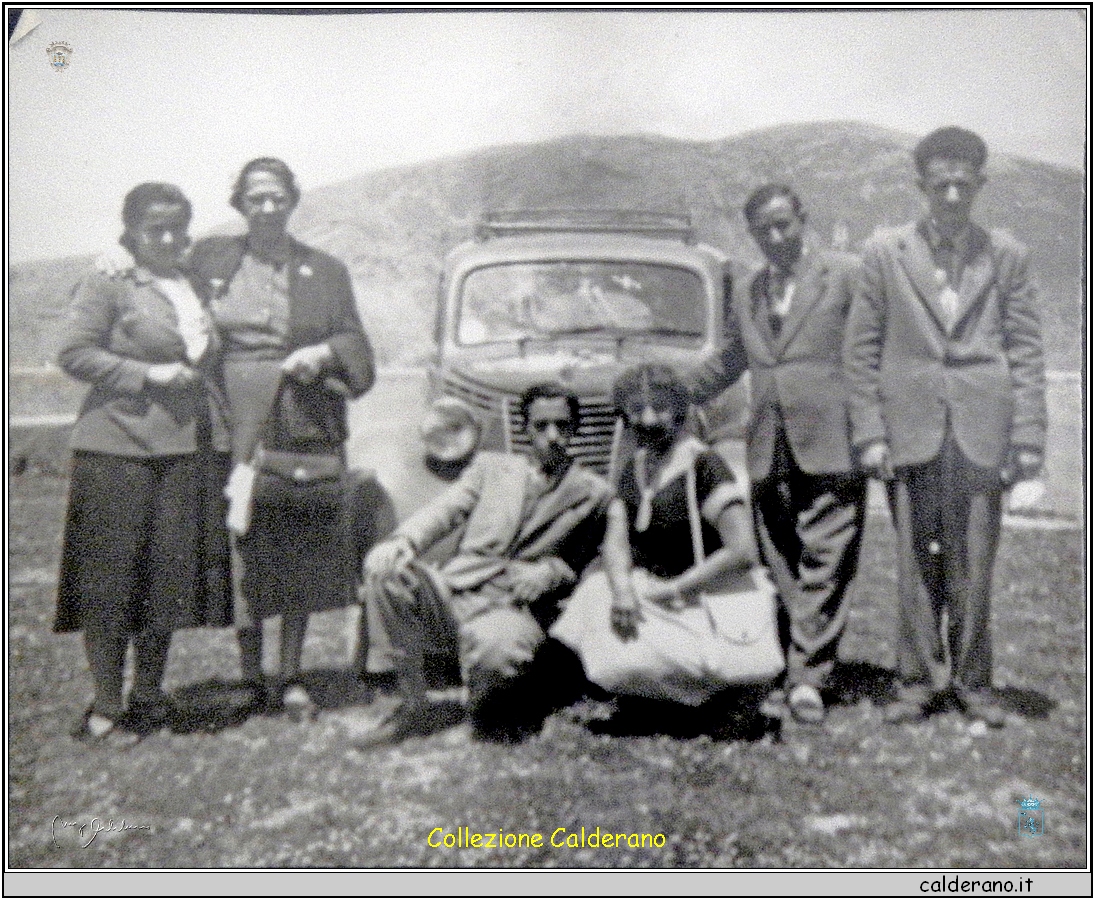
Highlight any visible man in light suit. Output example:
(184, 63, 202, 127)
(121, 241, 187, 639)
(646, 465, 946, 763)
(844, 127, 1046, 727)
(693, 185, 867, 724)
(358, 383, 612, 744)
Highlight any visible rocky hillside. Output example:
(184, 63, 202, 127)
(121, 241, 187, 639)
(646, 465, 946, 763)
(10, 121, 1083, 373)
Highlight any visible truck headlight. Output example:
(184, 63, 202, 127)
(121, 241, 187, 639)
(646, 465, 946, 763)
(421, 397, 481, 467)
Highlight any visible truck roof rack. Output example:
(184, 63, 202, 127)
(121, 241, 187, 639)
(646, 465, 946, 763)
(476, 209, 694, 243)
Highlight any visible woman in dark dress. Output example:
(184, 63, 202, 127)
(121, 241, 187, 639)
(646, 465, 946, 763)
(607, 365, 757, 633)
(187, 158, 376, 719)
(553, 364, 780, 714)
(56, 183, 231, 742)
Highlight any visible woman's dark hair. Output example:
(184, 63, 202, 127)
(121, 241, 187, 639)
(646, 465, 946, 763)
(119, 182, 192, 251)
(229, 157, 301, 212)
(518, 382, 580, 430)
(612, 363, 689, 423)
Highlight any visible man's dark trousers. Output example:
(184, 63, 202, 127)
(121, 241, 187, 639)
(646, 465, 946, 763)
(886, 431, 1002, 698)
(752, 423, 867, 690)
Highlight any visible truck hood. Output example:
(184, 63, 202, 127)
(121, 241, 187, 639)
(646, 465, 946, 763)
(441, 343, 706, 397)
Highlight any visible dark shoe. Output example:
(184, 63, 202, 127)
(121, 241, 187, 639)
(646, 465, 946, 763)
(358, 670, 399, 694)
(788, 684, 826, 724)
(125, 694, 175, 733)
(282, 684, 318, 723)
(353, 700, 437, 749)
(239, 679, 271, 715)
(960, 691, 1006, 728)
(883, 697, 927, 725)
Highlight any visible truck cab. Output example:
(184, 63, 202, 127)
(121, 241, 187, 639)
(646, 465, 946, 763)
(420, 210, 736, 482)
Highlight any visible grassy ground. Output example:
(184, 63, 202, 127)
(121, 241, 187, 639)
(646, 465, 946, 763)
(7, 474, 1087, 869)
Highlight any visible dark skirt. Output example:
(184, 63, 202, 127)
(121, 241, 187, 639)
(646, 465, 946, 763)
(234, 468, 394, 623)
(55, 450, 233, 634)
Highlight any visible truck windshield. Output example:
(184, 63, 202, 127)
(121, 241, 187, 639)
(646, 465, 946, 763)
(457, 261, 707, 346)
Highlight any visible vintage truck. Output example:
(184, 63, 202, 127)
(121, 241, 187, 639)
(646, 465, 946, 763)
(347, 209, 746, 525)
(346, 209, 748, 673)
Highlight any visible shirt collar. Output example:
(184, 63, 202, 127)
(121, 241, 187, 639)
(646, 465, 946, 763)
(920, 218, 972, 255)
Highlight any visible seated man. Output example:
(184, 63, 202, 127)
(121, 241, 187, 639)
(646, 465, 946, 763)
(357, 383, 612, 744)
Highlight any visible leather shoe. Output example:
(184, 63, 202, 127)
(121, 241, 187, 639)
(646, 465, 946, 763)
(71, 707, 140, 747)
(282, 684, 318, 723)
(758, 688, 788, 720)
(353, 700, 437, 749)
(788, 684, 826, 724)
(960, 691, 1006, 729)
(239, 679, 271, 715)
(125, 694, 175, 732)
(71, 707, 117, 742)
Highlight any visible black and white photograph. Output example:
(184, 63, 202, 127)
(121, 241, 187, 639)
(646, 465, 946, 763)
(6, 6, 1088, 893)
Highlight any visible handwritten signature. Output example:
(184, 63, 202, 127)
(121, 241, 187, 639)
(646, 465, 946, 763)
(52, 815, 151, 848)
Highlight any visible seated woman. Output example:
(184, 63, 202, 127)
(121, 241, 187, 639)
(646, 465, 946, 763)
(55, 182, 231, 742)
(552, 364, 782, 725)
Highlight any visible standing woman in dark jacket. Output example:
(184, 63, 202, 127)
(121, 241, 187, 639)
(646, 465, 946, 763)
(188, 158, 376, 719)
(56, 182, 232, 742)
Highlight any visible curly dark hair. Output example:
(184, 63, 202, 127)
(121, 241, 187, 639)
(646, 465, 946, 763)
(914, 127, 988, 176)
(743, 183, 804, 227)
(612, 364, 689, 424)
(518, 383, 580, 431)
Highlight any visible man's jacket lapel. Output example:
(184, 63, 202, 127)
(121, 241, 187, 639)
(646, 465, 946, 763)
(952, 225, 996, 331)
(511, 463, 601, 559)
(895, 225, 953, 333)
(774, 255, 829, 353)
(741, 270, 779, 361)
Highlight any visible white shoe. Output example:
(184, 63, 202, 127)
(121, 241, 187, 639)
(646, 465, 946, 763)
(788, 684, 826, 724)
(282, 684, 317, 723)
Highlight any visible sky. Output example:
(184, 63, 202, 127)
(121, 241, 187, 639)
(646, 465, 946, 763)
(7, 7, 1089, 263)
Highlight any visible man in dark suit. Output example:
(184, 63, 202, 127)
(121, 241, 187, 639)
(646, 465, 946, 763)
(693, 185, 867, 724)
(844, 127, 1047, 727)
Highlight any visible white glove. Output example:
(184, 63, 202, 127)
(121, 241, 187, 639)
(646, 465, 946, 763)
(280, 343, 333, 383)
(224, 463, 257, 535)
(145, 362, 197, 387)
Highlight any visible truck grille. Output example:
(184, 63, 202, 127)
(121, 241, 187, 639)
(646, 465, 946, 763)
(437, 371, 620, 476)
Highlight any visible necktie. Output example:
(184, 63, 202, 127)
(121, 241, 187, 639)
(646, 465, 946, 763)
(936, 239, 959, 328)
(767, 270, 791, 337)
